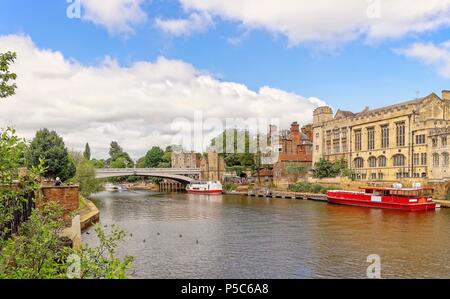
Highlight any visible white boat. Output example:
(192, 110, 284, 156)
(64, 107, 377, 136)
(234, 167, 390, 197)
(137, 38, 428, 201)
(186, 181, 223, 194)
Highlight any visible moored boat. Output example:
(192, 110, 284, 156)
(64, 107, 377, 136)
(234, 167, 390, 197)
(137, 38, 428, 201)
(186, 181, 223, 194)
(326, 184, 436, 212)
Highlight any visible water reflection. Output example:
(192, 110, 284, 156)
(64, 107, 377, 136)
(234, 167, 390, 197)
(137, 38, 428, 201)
(83, 191, 450, 278)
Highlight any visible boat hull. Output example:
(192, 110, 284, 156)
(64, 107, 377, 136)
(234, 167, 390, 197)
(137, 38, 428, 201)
(186, 189, 223, 195)
(327, 191, 436, 212)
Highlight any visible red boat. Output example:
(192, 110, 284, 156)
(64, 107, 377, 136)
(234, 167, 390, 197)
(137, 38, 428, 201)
(326, 184, 436, 212)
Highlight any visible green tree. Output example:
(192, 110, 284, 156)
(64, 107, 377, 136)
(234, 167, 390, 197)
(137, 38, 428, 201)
(108, 141, 133, 168)
(313, 158, 348, 179)
(70, 152, 102, 197)
(144, 146, 164, 168)
(0, 51, 17, 99)
(90, 159, 106, 169)
(109, 141, 123, 158)
(27, 129, 76, 181)
(0, 127, 44, 243)
(83, 143, 91, 161)
(0, 202, 133, 279)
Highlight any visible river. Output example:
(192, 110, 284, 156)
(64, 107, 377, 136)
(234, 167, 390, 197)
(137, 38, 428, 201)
(82, 191, 450, 279)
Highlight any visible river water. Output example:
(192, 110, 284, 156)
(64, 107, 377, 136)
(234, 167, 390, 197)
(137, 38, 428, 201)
(83, 191, 450, 279)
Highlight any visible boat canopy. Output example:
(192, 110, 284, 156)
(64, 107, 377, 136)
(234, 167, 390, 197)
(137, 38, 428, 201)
(361, 186, 434, 197)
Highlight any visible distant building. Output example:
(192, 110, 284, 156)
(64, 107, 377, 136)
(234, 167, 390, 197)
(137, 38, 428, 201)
(272, 122, 314, 182)
(200, 150, 225, 182)
(171, 151, 200, 169)
(428, 127, 450, 181)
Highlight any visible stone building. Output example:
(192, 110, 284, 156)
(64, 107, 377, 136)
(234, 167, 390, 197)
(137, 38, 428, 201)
(200, 151, 226, 182)
(428, 127, 450, 181)
(312, 90, 450, 182)
(171, 151, 200, 169)
(272, 122, 313, 182)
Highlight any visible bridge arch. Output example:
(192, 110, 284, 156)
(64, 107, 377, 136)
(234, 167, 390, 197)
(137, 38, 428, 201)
(95, 168, 200, 185)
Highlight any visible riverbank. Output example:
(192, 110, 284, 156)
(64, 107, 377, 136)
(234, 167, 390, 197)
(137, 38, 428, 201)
(79, 198, 100, 231)
(225, 190, 327, 202)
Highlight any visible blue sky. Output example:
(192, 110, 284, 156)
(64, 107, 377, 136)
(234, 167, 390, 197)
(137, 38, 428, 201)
(1, 0, 449, 110)
(1, 0, 450, 157)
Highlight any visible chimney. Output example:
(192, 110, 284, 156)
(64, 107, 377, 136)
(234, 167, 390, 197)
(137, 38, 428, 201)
(291, 122, 300, 145)
(442, 90, 450, 101)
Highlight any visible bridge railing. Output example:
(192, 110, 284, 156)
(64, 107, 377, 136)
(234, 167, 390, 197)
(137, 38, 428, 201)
(95, 168, 201, 173)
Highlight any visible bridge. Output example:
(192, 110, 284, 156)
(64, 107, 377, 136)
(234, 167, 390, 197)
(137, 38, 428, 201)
(95, 168, 201, 184)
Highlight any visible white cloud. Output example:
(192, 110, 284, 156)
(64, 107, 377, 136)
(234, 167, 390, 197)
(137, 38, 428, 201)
(155, 12, 213, 36)
(177, 0, 450, 45)
(0, 35, 324, 159)
(396, 41, 450, 78)
(81, 0, 147, 35)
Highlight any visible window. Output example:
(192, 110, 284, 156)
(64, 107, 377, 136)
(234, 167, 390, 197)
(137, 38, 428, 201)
(368, 156, 377, 168)
(415, 134, 425, 145)
(354, 157, 364, 168)
(393, 154, 405, 167)
(326, 141, 331, 155)
(341, 138, 347, 153)
(413, 153, 420, 166)
(396, 122, 405, 147)
(333, 129, 340, 140)
(378, 172, 384, 180)
(315, 145, 319, 151)
(371, 173, 377, 180)
(378, 156, 387, 167)
(432, 138, 438, 148)
(421, 153, 427, 166)
(433, 153, 440, 167)
(381, 125, 389, 148)
(355, 130, 362, 151)
(333, 140, 340, 154)
(443, 137, 448, 147)
(367, 127, 375, 150)
(341, 128, 347, 153)
(443, 152, 449, 167)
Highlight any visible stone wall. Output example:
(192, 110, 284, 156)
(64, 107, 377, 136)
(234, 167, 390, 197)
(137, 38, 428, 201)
(38, 186, 80, 218)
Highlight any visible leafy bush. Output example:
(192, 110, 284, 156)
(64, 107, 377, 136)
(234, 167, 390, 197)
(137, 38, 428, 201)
(289, 183, 342, 194)
(223, 183, 238, 192)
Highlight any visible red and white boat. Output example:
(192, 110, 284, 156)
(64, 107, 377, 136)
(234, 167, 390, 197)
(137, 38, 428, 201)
(326, 184, 436, 212)
(186, 181, 223, 194)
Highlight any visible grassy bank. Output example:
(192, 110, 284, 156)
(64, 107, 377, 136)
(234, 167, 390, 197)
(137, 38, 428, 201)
(289, 182, 341, 194)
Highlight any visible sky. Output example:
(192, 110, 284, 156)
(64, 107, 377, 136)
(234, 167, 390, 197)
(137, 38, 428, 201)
(1, 0, 450, 159)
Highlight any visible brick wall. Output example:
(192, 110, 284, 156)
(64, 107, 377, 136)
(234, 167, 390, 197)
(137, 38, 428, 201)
(38, 186, 80, 216)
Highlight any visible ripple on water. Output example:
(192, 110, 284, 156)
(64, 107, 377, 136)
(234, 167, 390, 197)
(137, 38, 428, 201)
(84, 191, 450, 279)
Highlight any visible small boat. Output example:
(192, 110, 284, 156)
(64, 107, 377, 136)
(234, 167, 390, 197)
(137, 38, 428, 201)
(186, 181, 223, 194)
(104, 183, 124, 192)
(326, 183, 436, 212)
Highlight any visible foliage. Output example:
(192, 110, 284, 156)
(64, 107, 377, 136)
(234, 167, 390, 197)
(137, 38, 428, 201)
(289, 182, 341, 194)
(0, 202, 133, 279)
(77, 224, 133, 279)
(445, 193, 450, 201)
(108, 141, 134, 168)
(143, 146, 165, 168)
(27, 128, 76, 181)
(70, 152, 102, 197)
(313, 158, 349, 179)
(0, 128, 45, 243)
(90, 159, 106, 169)
(223, 183, 238, 192)
(83, 143, 91, 161)
(0, 203, 70, 278)
(0, 51, 17, 99)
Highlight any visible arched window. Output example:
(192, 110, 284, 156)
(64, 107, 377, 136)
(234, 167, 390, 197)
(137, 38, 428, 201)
(378, 156, 387, 167)
(354, 157, 364, 169)
(393, 154, 405, 167)
(433, 153, 440, 167)
(368, 156, 377, 168)
(442, 152, 449, 167)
